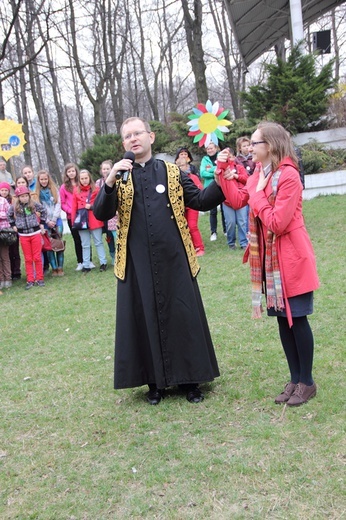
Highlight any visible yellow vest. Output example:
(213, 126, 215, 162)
(114, 162, 200, 280)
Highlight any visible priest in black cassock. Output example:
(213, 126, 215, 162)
(93, 117, 225, 405)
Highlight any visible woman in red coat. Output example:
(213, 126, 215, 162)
(71, 169, 107, 273)
(217, 122, 319, 407)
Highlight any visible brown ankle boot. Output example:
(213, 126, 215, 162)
(51, 269, 59, 276)
(275, 382, 296, 404)
(57, 268, 64, 276)
(287, 382, 317, 406)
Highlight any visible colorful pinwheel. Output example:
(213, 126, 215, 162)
(187, 100, 232, 147)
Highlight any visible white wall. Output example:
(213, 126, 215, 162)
(303, 170, 346, 200)
(294, 127, 346, 149)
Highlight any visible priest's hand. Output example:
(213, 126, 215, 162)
(106, 159, 133, 187)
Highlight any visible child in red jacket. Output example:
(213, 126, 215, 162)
(71, 169, 107, 273)
(217, 148, 249, 250)
(175, 147, 205, 256)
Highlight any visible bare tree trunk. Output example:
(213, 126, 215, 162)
(275, 38, 286, 62)
(132, 0, 160, 120)
(160, 0, 184, 115)
(0, 0, 23, 119)
(64, 106, 77, 161)
(108, 0, 127, 132)
(68, 0, 107, 135)
(126, 39, 141, 117)
(41, 37, 70, 172)
(1, 0, 46, 160)
(10, 0, 31, 163)
(208, 0, 243, 118)
(28, 60, 60, 175)
(28, 111, 43, 169)
(26, 0, 60, 176)
(0, 82, 5, 120)
(66, 36, 89, 151)
(181, 0, 208, 102)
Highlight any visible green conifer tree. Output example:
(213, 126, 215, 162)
(242, 45, 335, 134)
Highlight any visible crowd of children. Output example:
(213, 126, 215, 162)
(0, 160, 117, 293)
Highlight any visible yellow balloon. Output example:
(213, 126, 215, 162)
(0, 119, 26, 160)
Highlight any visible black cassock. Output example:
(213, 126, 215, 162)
(93, 158, 225, 389)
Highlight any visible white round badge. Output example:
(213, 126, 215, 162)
(156, 184, 165, 194)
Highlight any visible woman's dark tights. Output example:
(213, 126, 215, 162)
(277, 316, 314, 386)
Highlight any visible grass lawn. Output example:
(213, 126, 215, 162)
(1, 194, 345, 519)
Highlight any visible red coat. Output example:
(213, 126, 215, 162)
(188, 171, 203, 189)
(71, 185, 104, 230)
(217, 160, 248, 208)
(219, 157, 319, 300)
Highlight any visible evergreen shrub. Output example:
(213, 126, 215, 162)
(301, 141, 346, 174)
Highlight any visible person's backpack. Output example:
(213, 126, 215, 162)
(294, 146, 305, 189)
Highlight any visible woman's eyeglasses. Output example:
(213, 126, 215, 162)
(250, 141, 266, 146)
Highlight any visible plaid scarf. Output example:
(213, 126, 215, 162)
(249, 169, 284, 319)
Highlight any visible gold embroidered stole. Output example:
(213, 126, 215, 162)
(114, 176, 133, 280)
(165, 162, 200, 277)
(114, 162, 199, 280)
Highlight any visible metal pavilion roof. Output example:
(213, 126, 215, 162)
(223, 0, 346, 68)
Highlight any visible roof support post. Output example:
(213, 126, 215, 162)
(290, 0, 305, 51)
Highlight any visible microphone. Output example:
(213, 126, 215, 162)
(115, 151, 135, 183)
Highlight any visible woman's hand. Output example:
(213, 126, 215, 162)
(256, 164, 271, 192)
(85, 203, 91, 210)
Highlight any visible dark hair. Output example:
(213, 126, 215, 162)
(15, 176, 29, 187)
(62, 163, 80, 193)
(174, 147, 193, 163)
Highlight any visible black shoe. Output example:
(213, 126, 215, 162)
(99, 264, 107, 272)
(146, 387, 163, 405)
(82, 267, 91, 274)
(186, 385, 204, 403)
